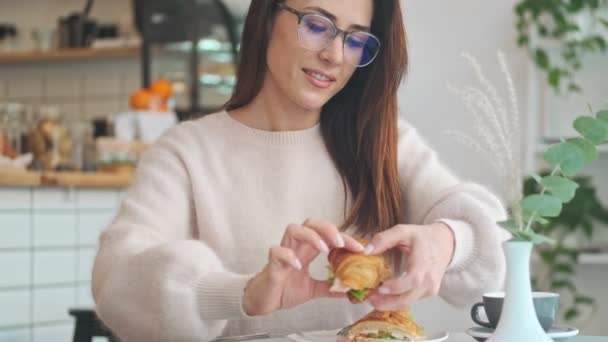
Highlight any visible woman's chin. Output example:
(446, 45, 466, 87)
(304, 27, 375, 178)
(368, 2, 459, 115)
(295, 93, 331, 111)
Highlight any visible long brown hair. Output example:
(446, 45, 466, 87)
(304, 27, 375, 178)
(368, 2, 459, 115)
(226, 0, 408, 236)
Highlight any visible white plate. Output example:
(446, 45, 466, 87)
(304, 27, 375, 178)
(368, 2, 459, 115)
(466, 325, 579, 341)
(288, 329, 449, 342)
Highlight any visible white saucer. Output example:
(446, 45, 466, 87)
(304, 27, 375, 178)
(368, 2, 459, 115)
(288, 329, 449, 342)
(466, 325, 579, 341)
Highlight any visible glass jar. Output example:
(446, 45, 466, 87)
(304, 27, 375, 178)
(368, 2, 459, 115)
(1, 103, 25, 158)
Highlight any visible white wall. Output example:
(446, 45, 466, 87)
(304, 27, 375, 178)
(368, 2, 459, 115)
(399, 0, 608, 336)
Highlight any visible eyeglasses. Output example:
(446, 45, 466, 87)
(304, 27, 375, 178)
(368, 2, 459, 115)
(275, 2, 380, 67)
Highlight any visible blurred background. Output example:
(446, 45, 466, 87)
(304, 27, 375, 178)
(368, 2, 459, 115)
(0, 0, 607, 341)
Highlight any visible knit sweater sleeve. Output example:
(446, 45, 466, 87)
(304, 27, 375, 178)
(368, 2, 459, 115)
(397, 120, 511, 307)
(92, 124, 252, 342)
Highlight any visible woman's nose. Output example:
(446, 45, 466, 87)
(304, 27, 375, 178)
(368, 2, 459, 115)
(319, 34, 344, 66)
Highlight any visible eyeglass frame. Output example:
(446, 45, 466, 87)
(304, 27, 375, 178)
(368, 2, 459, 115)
(274, 1, 381, 67)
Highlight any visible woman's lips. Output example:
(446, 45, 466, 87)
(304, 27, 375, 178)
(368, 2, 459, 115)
(303, 68, 335, 89)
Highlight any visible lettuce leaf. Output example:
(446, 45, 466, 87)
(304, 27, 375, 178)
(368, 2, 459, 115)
(349, 288, 368, 301)
(366, 331, 394, 339)
(326, 266, 335, 285)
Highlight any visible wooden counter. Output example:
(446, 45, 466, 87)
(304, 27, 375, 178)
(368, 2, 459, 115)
(0, 170, 133, 188)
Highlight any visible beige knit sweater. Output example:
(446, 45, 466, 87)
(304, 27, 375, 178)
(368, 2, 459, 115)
(92, 111, 510, 341)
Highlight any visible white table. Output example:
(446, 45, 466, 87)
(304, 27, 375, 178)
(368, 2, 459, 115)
(246, 332, 608, 341)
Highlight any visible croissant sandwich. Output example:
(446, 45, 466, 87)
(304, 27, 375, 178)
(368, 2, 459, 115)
(346, 310, 425, 341)
(327, 240, 392, 303)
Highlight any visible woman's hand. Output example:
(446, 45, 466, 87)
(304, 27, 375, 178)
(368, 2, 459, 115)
(364, 222, 455, 311)
(242, 218, 365, 316)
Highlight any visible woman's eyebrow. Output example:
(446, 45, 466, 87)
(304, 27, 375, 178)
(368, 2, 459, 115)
(303, 6, 371, 32)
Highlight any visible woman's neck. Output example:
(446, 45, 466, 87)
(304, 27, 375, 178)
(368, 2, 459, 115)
(227, 76, 321, 132)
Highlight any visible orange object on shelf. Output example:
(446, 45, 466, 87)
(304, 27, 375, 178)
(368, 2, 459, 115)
(129, 89, 164, 111)
(130, 89, 153, 110)
(149, 79, 173, 100)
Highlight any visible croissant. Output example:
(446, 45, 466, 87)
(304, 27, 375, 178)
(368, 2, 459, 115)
(347, 309, 425, 341)
(327, 240, 392, 303)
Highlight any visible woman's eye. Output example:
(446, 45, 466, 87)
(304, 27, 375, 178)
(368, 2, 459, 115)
(306, 22, 328, 33)
(346, 37, 366, 49)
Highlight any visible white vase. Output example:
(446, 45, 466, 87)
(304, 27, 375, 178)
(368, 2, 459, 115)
(486, 240, 553, 342)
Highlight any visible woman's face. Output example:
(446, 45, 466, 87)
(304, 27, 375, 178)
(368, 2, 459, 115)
(265, 0, 374, 111)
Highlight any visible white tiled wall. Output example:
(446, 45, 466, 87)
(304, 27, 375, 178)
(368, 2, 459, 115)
(0, 290, 30, 326)
(0, 252, 30, 287)
(0, 56, 139, 123)
(0, 187, 121, 342)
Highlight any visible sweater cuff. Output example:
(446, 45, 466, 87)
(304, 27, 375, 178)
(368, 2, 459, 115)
(196, 272, 253, 320)
(436, 218, 475, 272)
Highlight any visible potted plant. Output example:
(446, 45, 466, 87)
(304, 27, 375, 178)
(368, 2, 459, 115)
(526, 172, 608, 323)
(447, 52, 608, 341)
(514, 0, 608, 93)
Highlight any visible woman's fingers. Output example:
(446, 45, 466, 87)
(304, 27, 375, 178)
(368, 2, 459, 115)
(311, 279, 347, 299)
(302, 218, 364, 252)
(282, 223, 330, 253)
(365, 224, 415, 255)
(339, 233, 366, 253)
(377, 271, 422, 295)
(268, 245, 302, 271)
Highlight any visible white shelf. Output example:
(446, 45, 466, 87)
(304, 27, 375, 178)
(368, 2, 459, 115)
(579, 253, 608, 265)
(535, 143, 608, 155)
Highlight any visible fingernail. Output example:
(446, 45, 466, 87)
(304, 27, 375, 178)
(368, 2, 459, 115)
(319, 240, 330, 253)
(378, 287, 391, 295)
(354, 241, 365, 252)
(363, 244, 375, 255)
(293, 259, 303, 270)
(336, 234, 345, 248)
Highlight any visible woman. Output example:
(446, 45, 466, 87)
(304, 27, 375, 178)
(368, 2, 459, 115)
(92, 0, 510, 340)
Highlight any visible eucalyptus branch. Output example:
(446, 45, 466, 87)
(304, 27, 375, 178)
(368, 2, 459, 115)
(524, 165, 561, 232)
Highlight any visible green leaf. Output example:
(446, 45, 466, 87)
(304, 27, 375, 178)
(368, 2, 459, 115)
(574, 295, 595, 305)
(535, 49, 550, 69)
(522, 194, 563, 218)
(595, 36, 607, 51)
(565, 308, 580, 321)
(597, 110, 608, 123)
(349, 289, 368, 302)
(600, 17, 608, 29)
(518, 35, 529, 46)
(539, 249, 555, 263)
(548, 68, 562, 88)
(544, 142, 586, 176)
(513, 230, 555, 245)
(551, 279, 576, 292)
(499, 219, 520, 231)
(523, 210, 550, 225)
(566, 137, 598, 162)
(531, 173, 543, 184)
(582, 219, 593, 239)
(541, 176, 579, 203)
(553, 262, 575, 274)
(574, 117, 608, 144)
